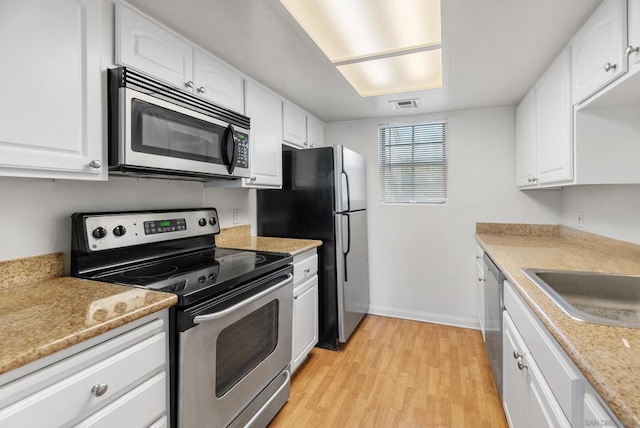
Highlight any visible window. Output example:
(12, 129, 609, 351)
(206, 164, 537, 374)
(378, 121, 448, 204)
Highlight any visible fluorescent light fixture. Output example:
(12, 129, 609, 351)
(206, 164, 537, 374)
(279, 0, 441, 63)
(337, 49, 442, 97)
(279, 0, 443, 97)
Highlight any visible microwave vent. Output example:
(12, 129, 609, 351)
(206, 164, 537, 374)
(389, 99, 421, 110)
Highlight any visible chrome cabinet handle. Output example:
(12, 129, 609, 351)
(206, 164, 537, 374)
(517, 359, 528, 371)
(250, 176, 257, 182)
(193, 274, 293, 324)
(185, 81, 194, 89)
(478, 278, 485, 282)
(293, 294, 298, 300)
(197, 86, 206, 94)
(91, 383, 108, 397)
(89, 159, 102, 169)
(475, 255, 481, 260)
(304, 268, 311, 274)
(604, 63, 617, 72)
(513, 350, 522, 359)
(528, 177, 533, 183)
(626, 46, 639, 56)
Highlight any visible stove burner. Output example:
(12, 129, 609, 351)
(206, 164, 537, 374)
(121, 264, 178, 279)
(221, 254, 267, 265)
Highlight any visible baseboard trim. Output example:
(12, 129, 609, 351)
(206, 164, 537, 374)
(368, 304, 480, 330)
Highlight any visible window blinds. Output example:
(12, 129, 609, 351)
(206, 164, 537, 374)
(378, 121, 448, 204)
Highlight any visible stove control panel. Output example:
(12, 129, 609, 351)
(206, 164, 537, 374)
(81, 209, 220, 252)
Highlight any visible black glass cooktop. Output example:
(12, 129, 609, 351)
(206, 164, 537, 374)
(92, 247, 291, 306)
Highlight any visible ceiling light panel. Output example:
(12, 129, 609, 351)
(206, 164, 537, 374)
(279, 0, 442, 63)
(336, 49, 442, 97)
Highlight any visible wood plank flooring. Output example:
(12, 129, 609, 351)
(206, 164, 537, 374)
(269, 315, 507, 427)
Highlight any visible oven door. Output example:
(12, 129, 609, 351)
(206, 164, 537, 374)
(178, 272, 293, 428)
(118, 88, 250, 178)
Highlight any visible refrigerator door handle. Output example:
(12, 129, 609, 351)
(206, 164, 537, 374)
(341, 171, 351, 212)
(342, 213, 351, 281)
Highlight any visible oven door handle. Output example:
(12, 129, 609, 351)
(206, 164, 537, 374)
(192, 273, 293, 324)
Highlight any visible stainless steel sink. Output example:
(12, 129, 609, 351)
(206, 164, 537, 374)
(521, 268, 640, 329)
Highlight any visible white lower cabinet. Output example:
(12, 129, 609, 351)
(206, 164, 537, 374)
(503, 313, 570, 428)
(502, 282, 621, 428)
(0, 312, 169, 427)
(291, 249, 319, 373)
(475, 245, 485, 341)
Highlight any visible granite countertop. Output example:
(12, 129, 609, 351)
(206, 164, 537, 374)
(475, 223, 640, 427)
(0, 253, 177, 376)
(217, 225, 322, 255)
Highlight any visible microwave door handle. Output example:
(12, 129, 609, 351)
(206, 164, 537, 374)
(222, 124, 238, 174)
(192, 274, 293, 324)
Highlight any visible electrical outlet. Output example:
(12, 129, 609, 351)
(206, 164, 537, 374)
(577, 211, 584, 228)
(233, 209, 240, 224)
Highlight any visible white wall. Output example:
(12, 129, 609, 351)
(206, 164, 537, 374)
(561, 184, 640, 245)
(326, 106, 563, 328)
(0, 176, 255, 269)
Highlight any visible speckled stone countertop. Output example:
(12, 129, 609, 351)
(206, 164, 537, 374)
(0, 253, 177, 376)
(475, 223, 640, 427)
(217, 225, 322, 255)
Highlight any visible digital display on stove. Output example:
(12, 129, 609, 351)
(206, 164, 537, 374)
(144, 218, 187, 235)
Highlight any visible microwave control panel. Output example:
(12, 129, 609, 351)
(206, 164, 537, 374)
(235, 132, 249, 168)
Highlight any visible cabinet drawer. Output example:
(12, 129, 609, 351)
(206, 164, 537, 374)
(75, 371, 166, 428)
(0, 332, 166, 427)
(293, 254, 318, 284)
(504, 282, 583, 424)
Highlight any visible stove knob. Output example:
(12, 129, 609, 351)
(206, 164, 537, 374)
(199, 218, 207, 227)
(198, 276, 206, 283)
(92, 227, 107, 239)
(113, 225, 127, 237)
(209, 217, 217, 226)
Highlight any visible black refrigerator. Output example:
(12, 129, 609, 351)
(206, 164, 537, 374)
(257, 145, 370, 350)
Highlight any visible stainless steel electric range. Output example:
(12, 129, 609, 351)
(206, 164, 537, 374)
(71, 208, 293, 428)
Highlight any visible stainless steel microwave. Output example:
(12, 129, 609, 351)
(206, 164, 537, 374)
(108, 67, 250, 180)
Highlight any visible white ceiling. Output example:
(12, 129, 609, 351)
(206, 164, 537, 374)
(126, 0, 602, 123)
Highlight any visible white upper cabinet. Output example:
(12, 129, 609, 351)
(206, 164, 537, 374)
(244, 81, 283, 188)
(535, 47, 573, 185)
(515, 89, 536, 187)
(0, 0, 105, 180)
(117, 4, 245, 113)
(628, 0, 640, 73)
(193, 50, 244, 112)
(571, 0, 627, 104)
(307, 115, 325, 148)
(117, 5, 193, 90)
(282, 101, 307, 148)
(282, 102, 325, 149)
(516, 48, 573, 188)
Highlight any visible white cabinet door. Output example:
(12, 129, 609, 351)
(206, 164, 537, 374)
(535, 47, 573, 185)
(194, 50, 244, 113)
(307, 115, 325, 148)
(0, 0, 105, 180)
(515, 89, 536, 187)
(117, 5, 193, 90)
(244, 81, 283, 188)
(628, 0, 640, 74)
(292, 275, 319, 373)
(572, 0, 627, 104)
(526, 361, 571, 428)
(282, 101, 307, 148)
(503, 313, 527, 428)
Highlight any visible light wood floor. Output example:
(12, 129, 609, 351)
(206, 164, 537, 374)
(269, 315, 507, 427)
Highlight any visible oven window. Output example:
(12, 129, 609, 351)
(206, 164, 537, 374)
(131, 99, 226, 165)
(216, 300, 279, 397)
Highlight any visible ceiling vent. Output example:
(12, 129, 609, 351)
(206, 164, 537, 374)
(389, 99, 421, 110)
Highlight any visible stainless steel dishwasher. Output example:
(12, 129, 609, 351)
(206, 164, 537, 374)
(483, 252, 505, 400)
